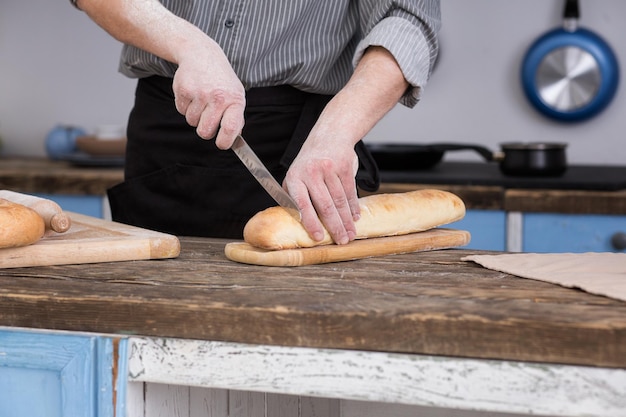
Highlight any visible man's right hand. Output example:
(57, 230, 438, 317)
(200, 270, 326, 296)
(77, 0, 246, 149)
(172, 43, 246, 149)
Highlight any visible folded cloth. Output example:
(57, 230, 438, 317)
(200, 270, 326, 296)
(462, 253, 626, 302)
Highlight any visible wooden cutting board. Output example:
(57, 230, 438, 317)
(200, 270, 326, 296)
(0, 212, 180, 269)
(225, 228, 470, 266)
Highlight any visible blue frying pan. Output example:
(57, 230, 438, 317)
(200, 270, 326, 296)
(521, 0, 620, 122)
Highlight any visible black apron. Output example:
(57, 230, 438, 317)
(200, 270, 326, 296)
(108, 76, 379, 238)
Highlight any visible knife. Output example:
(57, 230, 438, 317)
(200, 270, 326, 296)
(231, 135, 300, 213)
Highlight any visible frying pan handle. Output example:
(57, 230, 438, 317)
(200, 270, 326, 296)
(564, 0, 579, 19)
(426, 143, 496, 162)
(563, 0, 579, 31)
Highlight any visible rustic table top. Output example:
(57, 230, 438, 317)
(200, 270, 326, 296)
(0, 157, 123, 195)
(1, 237, 624, 368)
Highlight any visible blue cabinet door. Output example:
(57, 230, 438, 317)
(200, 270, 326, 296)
(35, 193, 104, 218)
(523, 213, 626, 253)
(452, 209, 506, 251)
(0, 329, 127, 417)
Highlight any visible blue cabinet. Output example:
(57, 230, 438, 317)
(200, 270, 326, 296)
(522, 213, 626, 253)
(35, 193, 105, 218)
(450, 210, 625, 253)
(0, 329, 127, 417)
(452, 209, 507, 251)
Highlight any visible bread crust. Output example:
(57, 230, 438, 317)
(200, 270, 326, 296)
(244, 189, 466, 250)
(0, 198, 46, 249)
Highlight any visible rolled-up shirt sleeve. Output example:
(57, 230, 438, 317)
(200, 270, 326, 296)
(354, 0, 441, 107)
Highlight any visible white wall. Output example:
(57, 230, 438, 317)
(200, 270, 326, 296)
(1, 0, 625, 164)
(367, 0, 626, 165)
(0, 0, 134, 156)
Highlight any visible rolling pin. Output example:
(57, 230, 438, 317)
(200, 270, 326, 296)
(0, 190, 71, 233)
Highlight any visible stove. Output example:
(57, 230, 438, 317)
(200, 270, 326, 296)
(378, 162, 626, 191)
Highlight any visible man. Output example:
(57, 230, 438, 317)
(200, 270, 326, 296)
(71, 0, 440, 244)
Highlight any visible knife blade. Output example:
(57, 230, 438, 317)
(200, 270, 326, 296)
(231, 135, 300, 213)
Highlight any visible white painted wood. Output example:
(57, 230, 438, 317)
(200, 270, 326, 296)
(126, 382, 145, 417)
(506, 211, 523, 252)
(128, 337, 626, 417)
(342, 401, 431, 417)
(189, 387, 228, 417)
(229, 390, 265, 417)
(266, 393, 299, 417)
(138, 385, 561, 417)
(301, 397, 340, 417)
(144, 383, 190, 417)
(340, 400, 551, 417)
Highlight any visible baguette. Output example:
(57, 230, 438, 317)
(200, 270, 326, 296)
(0, 198, 46, 248)
(243, 189, 466, 250)
(0, 190, 71, 233)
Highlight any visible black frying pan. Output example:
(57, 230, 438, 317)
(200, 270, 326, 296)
(366, 142, 568, 177)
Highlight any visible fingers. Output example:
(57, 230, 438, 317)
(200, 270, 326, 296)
(349, 156, 361, 221)
(286, 156, 360, 246)
(315, 160, 358, 244)
(174, 94, 190, 117)
(212, 103, 245, 149)
(176, 89, 245, 147)
(294, 192, 326, 243)
(173, 72, 245, 148)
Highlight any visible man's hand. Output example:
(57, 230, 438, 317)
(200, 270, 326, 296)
(172, 44, 246, 149)
(77, 0, 245, 149)
(285, 138, 361, 245)
(285, 46, 410, 245)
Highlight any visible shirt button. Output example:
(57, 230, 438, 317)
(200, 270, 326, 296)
(225, 19, 235, 28)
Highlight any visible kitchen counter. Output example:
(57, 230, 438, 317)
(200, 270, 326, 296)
(1, 237, 625, 368)
(1, 158, 625, 215)
(374, 182, 626, 214)
(2, 160, 625, 416)
(0, 157, 123, 195)
(372, 161, 626, 214)
(378, 161, 626, 191)
(2, 237, 625, 416)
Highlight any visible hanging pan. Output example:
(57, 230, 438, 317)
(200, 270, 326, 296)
(521, 0, 620, 122)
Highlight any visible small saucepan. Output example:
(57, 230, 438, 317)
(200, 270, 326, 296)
(366, 142, 568, 177)
(490, 142, 568, 176)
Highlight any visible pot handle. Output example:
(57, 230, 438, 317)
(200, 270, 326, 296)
(563, 0, 579, 31)
(426, 143, 497, 162)
(564, 0, 579, 19)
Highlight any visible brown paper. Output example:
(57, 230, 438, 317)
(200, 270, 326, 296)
(462, 253, 626, 302)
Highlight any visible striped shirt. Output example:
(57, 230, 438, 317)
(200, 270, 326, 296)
(74, 0, 440, 107)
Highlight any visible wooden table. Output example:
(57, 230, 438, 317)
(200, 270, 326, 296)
(0, 157, 123, 195)
(1, 238, 625, 416)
